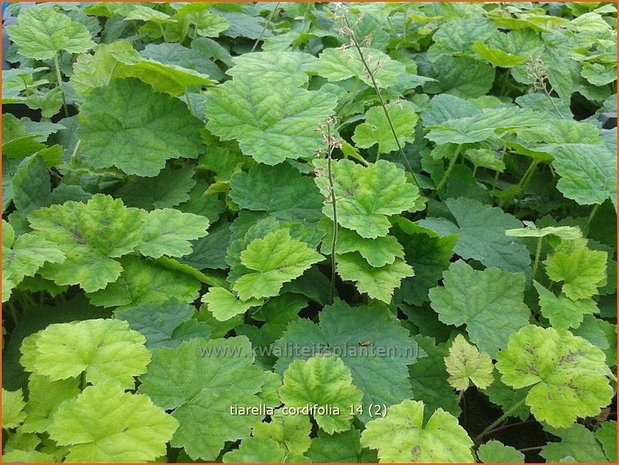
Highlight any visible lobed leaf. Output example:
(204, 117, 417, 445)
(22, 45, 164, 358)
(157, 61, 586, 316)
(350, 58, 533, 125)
(429, 260, 530, 357)
(48, 383, 178, 463)
(360, 399, 474, 463)
(496, 325, 614, 428)
(205, 75, 337, 165)
(138, 337, 270, 460)
(279, 356, 363, 434)
(78, 79, 203, 177)
(7, 6, 94, 60)
(314, 159, 423, 239)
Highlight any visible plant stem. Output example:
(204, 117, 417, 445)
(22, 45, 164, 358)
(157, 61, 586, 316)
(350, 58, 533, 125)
(456, 390, 464, 404)
(80, 372, 88, 390)
(518, 159, 538, 191)
(518, 446, 544, 453)
(155, 256, 228, 288)
(542, 81, 564, 119)
(69, 140, 81, 163)
(342, 13, 418, 186)
(434, 144, 462, 196)
(326, 123, 338, 304)
(184, 91, 195, 116)
(485, 419, 538, 436)
(54, 53, 69, 118)
(531, 236, 543, 281)
(7, 303, 19, 326)
(157, 23, 168, 42)
(586, 204, 600, 229)
(474, 398, 527, 443)
(251, 2, 280, 52)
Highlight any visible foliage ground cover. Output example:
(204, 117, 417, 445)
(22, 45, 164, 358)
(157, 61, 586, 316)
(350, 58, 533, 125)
(1, 1, 617, 463)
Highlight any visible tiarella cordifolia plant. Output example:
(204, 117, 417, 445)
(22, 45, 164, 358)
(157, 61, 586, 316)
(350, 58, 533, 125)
(2, 2, 617, 463)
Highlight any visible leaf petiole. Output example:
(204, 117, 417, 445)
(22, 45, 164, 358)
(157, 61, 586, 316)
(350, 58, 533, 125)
(54, 53, 69, 118)
(531, 236, 543, 281)
(434, 144, 462, 196)
(474, 398, 527, 444)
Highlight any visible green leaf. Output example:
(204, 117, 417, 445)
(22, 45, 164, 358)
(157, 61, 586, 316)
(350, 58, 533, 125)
(472, 41, 527, 67)
(279, 356, 363, 434)
(422, 94, 480, 126)
(429, 260, 530, 357)
(182, 222, 231, 271)
(314, 159, 423, 239)
(534, 282, 598, 330)
(25, 88, 64, 119)
(138, 337, 269, 460)
(596, 421, 617, 462)
(485, 372, 530, 421)
(227, 51, 317, 87)
(20, 319, 151, 390)
(7, 6, 94, 60)
(274, 300, 420, 423)
(419, 197, 531, 274)
(87, 256, 201, 309)
(226, 215, 282, 282)
(171, 4, 230, 39)
(428, 17, 497, 62)
(551, 144, 616, 207)
(445, 334, 494, 391)
(114, 301, 210, 350)
(223, 437, 287, 463)
(426, 106, 547, 145)
(541, 424, 608, 463)
(48, 383, 178, 463)
(425, 56, 495, 98)
(249, 294, 308, 342)
(21, 375, 80, 434)
(136, 209, 209, 259)
(496, 325, 614, 428)
(2, 389, 26, 429)
(112, 52, 216, 96)
(337, 252, 413, 303)
(515, 119, 602, 149)
(477, 440, 525, 463)
(360, 399, 474, 463)
(545, 239, 608, 300)
(409, 336, 461, 418)
(2, 431, 40, 455)
(78, 78, 203, 177)
(505, 222, 582, 240)
(232, 228, 323, 300)
(582, 62, 616, 87)
(317, 47, 408, 89)
(252, 413, 312, 457)
(3, 450, 55, 463)
(394, 220, 458, 306)
(202, 287, 264, 321)
(2, 220, 65, 302)
(229, 163, 323, 225)
(116, 165, 196, 209)
(238, 296, 306, 367)
(28, 194, 142, 293)
(70, 42, 124, 96)
(10, 155, 52, 217)
(306, 430, 377, 463)
(141, 42, 225, 80)
(72, 41, 215, 97)
(464, 148, 505, 172)
(320, 219, 404, 268)
(205, 75, 337, 165)
(352, 100, 418, 154)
